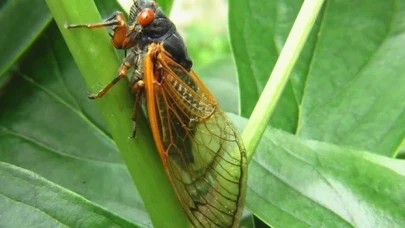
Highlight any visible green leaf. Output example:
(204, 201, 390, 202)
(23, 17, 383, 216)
(0, 162, 137, 228)
(230, 0, 405, 156)
(8, 0, 405, 227)
(229, 0, 310, 131)
(237, 0, 323, 161)
(45, 0, 189, 227)
(0, 0, 125, 86)
(0, 0, 52, 79)
(0, 23, 150, 227)
(230, 114, 405, 228)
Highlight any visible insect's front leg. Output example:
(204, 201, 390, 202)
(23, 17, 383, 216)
(88, 51, 137, 99)
(65, 11, 125, 30)
(65, 11, 130, 49)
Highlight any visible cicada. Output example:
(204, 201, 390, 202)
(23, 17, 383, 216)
(67, 0, 247, 227)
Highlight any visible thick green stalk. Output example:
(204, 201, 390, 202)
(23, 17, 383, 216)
(45, 0, 190, 227)
(242, 0, 325, 162)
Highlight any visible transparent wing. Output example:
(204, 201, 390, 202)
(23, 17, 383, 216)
(145, 47, 247, 228)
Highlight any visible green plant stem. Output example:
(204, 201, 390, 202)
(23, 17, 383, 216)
(45, 0, 190, 227)
(242, 0, 325, 162)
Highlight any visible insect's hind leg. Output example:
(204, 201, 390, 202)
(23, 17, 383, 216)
(88, 52, 137, 99)
(131, 79, 145, 138)
(129, 50, 146, 138)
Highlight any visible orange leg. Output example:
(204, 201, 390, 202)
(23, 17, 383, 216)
(65, 11, 124, 29)
(87, 61, 131, 99)
(65, 11, 129, 49)
(87, 47, 137, 99)
(65, 19, 121, 29)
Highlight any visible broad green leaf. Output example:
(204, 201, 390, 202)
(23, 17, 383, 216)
(0, 0, 126, 84)
(230, 114, 405, 228)
(0, 162, 137, 228)
(0, 0, 52, 79)
(0, 23, 151, 227)
(230, 0, 405, 156)
(229, 0, 311, 132)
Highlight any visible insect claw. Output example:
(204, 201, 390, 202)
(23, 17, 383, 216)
(130, 132, 136, 139)
(131, 122, 137, 138)
(87, 93, 98, 99)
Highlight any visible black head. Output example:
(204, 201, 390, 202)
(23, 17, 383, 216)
(128, 0, 157, 24)
(128, 0, 176, 42)
(128, 0, 192, 70)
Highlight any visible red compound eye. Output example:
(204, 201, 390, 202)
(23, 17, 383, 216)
(137, 8, 155, 26)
